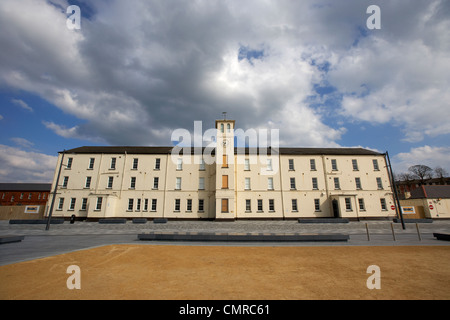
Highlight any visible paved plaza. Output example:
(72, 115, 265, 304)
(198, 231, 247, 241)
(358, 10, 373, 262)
(1, 219, 449, 266)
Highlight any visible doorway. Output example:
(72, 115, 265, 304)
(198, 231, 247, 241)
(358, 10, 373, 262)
(332, 199, 340, 218)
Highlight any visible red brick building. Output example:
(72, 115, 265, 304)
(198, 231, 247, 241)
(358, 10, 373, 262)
(0, 183, 51, 206)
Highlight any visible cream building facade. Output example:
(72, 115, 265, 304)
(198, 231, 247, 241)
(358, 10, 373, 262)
(46, 119, 398, 220)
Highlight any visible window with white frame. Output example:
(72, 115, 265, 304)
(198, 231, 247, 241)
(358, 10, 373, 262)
(177, 158, 183, 170)
(310, 159, 316, 171)
(245, 177, 251, 190)
(334, 177, 340, 190)
(69, 198, 76, 210)
(176, 177, 182, 190)
(345, 197, 352, 211)
(312, 177, 318, 190)
(155, 158, 161, 170)
(85, 176, 91, 188)
(199, 177, 205, 190)
(267, 159, 273, 171)
(269, 199, 275, 212)
(153, 177, 159, 189)
(96, 197, 102, 211)
(107, 176, 113, 189)
(130, 177, 136, 189)
(292, 199, 298, 212)
(198, 199, 204, 212)
(245, 199, 251, 212)
(352, 159, 358, 171)
(257, 199, 263, 212)
(174, 199, 180, 211)
(314, 199, 320, 211)
(358, 198, 366, 211)
(290, 177, 296, 190)
(132, 158, 138, 170)
(128, 199, 134, 211)
(58, 198, 64, 210)
(151, 199, 157, 211)
(81, 198, 87, 211)
(268, 177, 274, 190)
(244, 159, 250, 171)
(88, 158, 95, 169)
(355, 177, 362, 190)
(376, 177, 383, 189)
(289, 159, 294, 170)
(187, 199, 192, 212)
(136, 199, 141, 211)
(331, 159, 338, 171)
(62, 176, 69, 188)
(373, 159, 380, 171)
(110, 157, 116, 170)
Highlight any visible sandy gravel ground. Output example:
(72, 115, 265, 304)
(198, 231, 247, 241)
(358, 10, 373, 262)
(1, 245, 449, 300)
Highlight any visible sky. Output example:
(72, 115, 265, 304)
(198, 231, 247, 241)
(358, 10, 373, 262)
(0, 0, 449, 183)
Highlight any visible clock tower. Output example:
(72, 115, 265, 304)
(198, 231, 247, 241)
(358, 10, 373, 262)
(215, 115, 235, 220)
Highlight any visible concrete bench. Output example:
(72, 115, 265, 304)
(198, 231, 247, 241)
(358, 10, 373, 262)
(433, 233, 450, 241)
(0, 235, 25, 244)
(153, 218, 168, 224)
(9, 219, 64, 224)
(98, 218, 127, 224)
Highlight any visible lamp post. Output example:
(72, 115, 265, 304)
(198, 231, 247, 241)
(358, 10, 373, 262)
(385, 151, 405, 230)
(46, 150, 65, 231)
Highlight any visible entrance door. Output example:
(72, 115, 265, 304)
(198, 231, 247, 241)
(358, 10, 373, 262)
(332, 199, 340, 218)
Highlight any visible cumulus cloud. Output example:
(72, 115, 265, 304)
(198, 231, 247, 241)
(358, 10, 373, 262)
(393, 145, 450, 174)
(11, 99, 33, 112)
(0, 0, 449, 150)
(0, 145, 57, 182)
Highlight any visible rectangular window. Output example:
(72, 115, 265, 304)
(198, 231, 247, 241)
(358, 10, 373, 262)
(174, 199, 180, 211)
(199, 158, 205, 170)
(136, 198, 141, 211)
(358, 198, 365, 211)
(198, 199, 204, 212)
(257, 199, 263, 212)
(89, 158, 95, 169)
(267, 159, 273, 171)
(128, 199, 134, 211)
(20, 193, 24, 200)
(380, 198, 387, 211)
(81, 198, 87, 211)
(331, 159, 338, 171)
(132, 158, 138, 170)
(176, 177, 181, 190)
(38, 193, 41, 200)
(355, 177, 362, 190)
(10, 195, 14, 202)
(312, 177, 318, 190)
(187, 199, 192, 212)
(130, 177, 136, 189)
(244, 159, 250, 171)
(292, 199, 298, 212)
(268, 177, 274, 190)
(151, 199, 157, 211)
(245, 199, 251, 212)
(222, 155, 228, 168)
(144, 199, 148, 211)
(199, 177, 205, 190)
(269, 199, 275, 212)
(67, 157, 73, 169)
(153, 177, 159, 189)
(155, 158, 161, 170)
(334, 177, 340, 190)
(352, 159, 358, 171)
(221, 199, 229, 213)
(245, 177, 251, 190)
(376, 177, 383, 189)
(28, 193, 32, 200)
(69, 198, 76, 210)
(314, 199, 320, 212)
(58, 198, 64, 210)
(107, 176, 113, 189)
(222, 175, 229, 189)
(96, 197, 102, 211)
(289, 159, 294, 170)
(345, 198, 352, 211)
(310, 159, 316, 171)
(177, 158, 183, 170)
(62, 176, 69, 188)
(290, 177, 296, 190)
(85, 176, 91, 188)
(373, 159, 380, 171)
(110, 157, 116, 170)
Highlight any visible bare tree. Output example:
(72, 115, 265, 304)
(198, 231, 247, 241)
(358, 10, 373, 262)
(434, 166, 448, 179)
(408, 165, 433, 184)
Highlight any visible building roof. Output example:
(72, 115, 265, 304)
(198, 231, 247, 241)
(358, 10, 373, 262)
(62, 146, 383, 156)
(409, 185, 450, 199)
(0, 183, 52, 192)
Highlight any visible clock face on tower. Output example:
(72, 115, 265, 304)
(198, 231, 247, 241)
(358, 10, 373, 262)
(222, 140, 227, 147)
